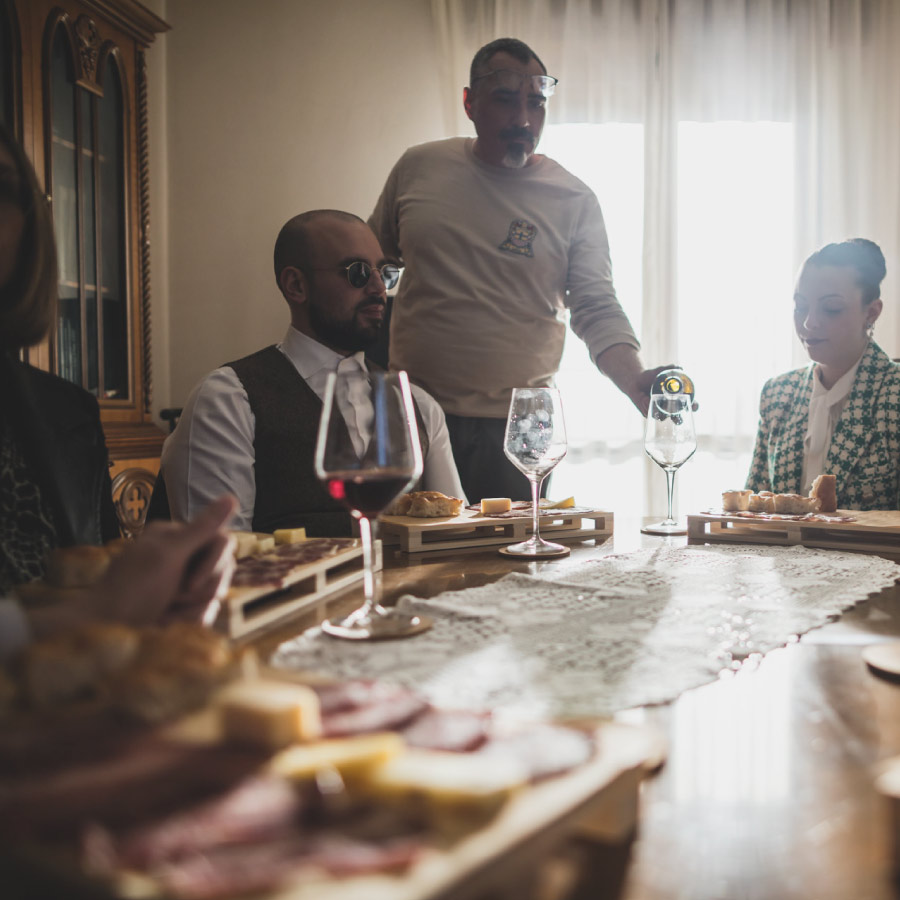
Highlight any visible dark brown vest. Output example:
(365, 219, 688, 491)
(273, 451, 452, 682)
(226, 346, 429, 536)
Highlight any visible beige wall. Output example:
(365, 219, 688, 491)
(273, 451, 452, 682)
(149, 0, 448, 414)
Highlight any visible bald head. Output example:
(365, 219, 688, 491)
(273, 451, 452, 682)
(273, 209, 367, 292)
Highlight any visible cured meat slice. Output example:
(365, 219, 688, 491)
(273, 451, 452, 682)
(111, 776, 303, 868)
(402, 707, 490, 752)
(0, 738, 267, 840)
(154, 835, 423, 900)
(312, 681, 429, 737)
(476, 724, 595, 781)
(230, 538, 353, 589)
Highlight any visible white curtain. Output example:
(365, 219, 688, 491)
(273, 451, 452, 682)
(429, 0, 900, 514)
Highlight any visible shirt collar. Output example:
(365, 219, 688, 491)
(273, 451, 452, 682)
(280, 326, 368, 379)
(811, 350, 865, 405)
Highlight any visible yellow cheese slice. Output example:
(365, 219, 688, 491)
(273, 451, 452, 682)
(273, 527, 307, 544)
(253, 535, 276, 555)
(365, 750, 527, 826)
(540, 496, 576, 509)
(480, 497, 512, 514)
(219, 680, 322, 749)
(269, 732, 406, 782)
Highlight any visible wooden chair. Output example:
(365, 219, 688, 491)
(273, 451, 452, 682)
(111, 467, 157, 539)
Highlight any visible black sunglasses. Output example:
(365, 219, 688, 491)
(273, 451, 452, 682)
(306, 260, 400, 291)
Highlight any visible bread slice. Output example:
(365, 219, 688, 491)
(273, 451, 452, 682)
(773, 493, 820, 514)
(748, 491, 775, 513)
(44, 545, 111, 588)
(722, 490, 752, 512)
(390, 491, 464, 518)
(809, 474, 837, 513)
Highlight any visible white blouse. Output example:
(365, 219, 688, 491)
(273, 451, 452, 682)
(801, 354, 863, 494)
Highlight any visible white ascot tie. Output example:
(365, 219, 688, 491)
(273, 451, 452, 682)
(801, 356, 862, 493)
(334, 355, 374, 459)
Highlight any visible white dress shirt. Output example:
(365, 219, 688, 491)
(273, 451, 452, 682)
(801, 355, 863, 494)
(161, 327, 467, 530)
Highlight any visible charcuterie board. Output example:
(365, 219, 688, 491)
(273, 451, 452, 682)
(223, 538, 382, 640)
(379, 507, 613, 553)
(687, 509, 900, 557)
(0, 664, 662, 900)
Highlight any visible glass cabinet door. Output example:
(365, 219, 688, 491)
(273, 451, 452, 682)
(48, 22, 128, 400)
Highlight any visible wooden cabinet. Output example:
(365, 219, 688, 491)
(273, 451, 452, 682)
(1, 0, 168, 468)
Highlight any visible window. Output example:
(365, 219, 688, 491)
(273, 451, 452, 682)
(541, 121, 794, 515)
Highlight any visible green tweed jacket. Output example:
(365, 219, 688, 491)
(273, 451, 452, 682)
(746, 341, 900, 510)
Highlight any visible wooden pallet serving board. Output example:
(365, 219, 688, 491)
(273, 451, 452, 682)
(379, 507, 613, 553)
(222, 538, 382, 640)
(687, 509, 900, 557)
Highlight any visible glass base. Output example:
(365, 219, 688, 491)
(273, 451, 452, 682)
(641, 520, 687, 536)
(321, 605, 433, 641)
(499, 537, 570, 559)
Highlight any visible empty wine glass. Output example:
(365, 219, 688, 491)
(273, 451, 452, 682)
(641, 378, 697, 536)
(501, 387, 569, 558)
(315, 370, 431, 639)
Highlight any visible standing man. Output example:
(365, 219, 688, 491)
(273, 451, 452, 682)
(159, 210, 465, 536)
(369, 37, 664, 502)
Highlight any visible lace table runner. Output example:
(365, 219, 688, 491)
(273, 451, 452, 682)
(271, 545, 900, 720)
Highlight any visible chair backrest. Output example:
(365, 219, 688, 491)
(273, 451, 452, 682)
(111, 467, 157, 539)
(160, 407, 183, 433)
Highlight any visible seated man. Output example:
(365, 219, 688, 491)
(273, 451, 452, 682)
(160, 210, 465, 535)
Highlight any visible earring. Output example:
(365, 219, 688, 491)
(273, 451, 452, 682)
(866, 321, 875, 339)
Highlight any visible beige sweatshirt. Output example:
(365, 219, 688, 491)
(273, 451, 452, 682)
(369, 137, 639, 418)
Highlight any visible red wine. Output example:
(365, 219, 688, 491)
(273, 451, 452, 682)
(326, 470, 412, 517)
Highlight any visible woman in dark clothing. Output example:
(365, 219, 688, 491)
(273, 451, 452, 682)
(0, 124, 236, 658)
(0, 121, 120, 592)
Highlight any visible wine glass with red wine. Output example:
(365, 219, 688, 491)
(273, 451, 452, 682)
(315, 370, 430, 639)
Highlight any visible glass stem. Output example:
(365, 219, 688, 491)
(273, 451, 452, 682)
(664, 467, 677, 525)
(531, 475, 543, 542)
(358, 515, 378, 616)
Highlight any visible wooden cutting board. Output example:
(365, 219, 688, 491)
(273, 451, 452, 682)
(687, 509, 900, 557)
(223, 539, 381, 640)
(379, 507, 613, 553)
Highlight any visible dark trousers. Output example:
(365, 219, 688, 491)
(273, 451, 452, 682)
(445, 414, 550, 503)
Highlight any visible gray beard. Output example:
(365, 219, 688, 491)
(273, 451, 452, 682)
(502, 145, 529, 169)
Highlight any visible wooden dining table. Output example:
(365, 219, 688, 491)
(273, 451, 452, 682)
(252, 518, 900, 900)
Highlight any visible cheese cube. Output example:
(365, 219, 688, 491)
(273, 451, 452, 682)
(252, 535, 276, 555)
(480, 497, 512, 514)
(269, 732, 405, 782)
(219, 680, 322, 749)
(365, 750, 527, 826)
(231, 531, 259, 559)
(273, 527, 307, 545)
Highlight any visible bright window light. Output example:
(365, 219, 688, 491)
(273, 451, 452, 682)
(540, 124, 645, 510)
(539, 122, 795, 516)
(676, 122, 795, 513)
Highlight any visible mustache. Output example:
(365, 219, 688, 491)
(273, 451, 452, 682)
(500, 128, 535, 144)
(355, 298, 386, 314)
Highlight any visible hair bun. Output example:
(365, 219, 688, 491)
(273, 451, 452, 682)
(848, 237, 887, 283)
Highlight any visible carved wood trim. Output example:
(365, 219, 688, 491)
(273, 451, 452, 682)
(80, 0, 168, 46)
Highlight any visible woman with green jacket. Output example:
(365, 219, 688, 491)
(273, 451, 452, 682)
(747, 239, 900, 510)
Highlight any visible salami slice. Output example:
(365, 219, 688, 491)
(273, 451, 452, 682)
(312, 681, 429, 737)
(476, 724, 595, 781)
(402, 707, 490, 752)
(231, 539, 353, 589)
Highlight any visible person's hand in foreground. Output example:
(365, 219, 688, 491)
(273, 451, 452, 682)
(96, 495, 238, 627)
(24, 496, 238, 641)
